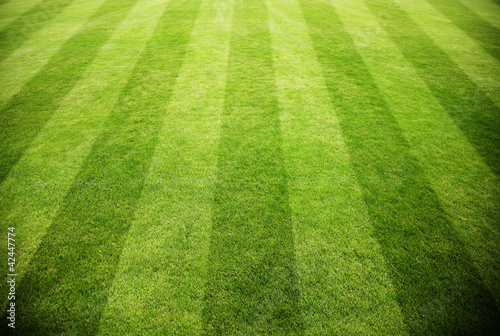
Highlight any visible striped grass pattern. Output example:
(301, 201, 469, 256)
(0, 0, 499, 334)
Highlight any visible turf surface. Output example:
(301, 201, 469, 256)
(0, 0, 499, 334)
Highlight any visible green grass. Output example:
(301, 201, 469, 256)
(299, 0, 498, 333)
(366, 0, 500, 177)
(426, 0, 500, 62)
(0, 0, 44, 31)
(0, 0, 499, 334)
(0, 0, 76, 63)
(2, 0, 201, 334)
(98, 0, 231, 333)
(203, 0, 303, 334)
(0, 0, 139, 183)
(269, 0, 407, 333)
(460, 0, 500, 28)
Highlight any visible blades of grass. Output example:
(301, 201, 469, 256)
(1, 0, 202, 334)
(0, 0, 43, 31)
(0, 0, 169, 314)
(97, 1, 232, 334)
(0, 0, 107, 106)
(335, 0, 500, 309)
(365, 0, 500, 176)
(393, 0, 500, 108)
(202, 0, 304, 334)
(266, 0, 407, 334)
(0, 0, 139, 184)
(460, 0, 500, 29)
(299, 0, 499, 334)
(0, 0, 76, 63)
(425, 0, 500, 62)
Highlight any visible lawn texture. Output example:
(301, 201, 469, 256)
(0, 0, 499, 334)
(2, 0, 201, 333)
(202, 0, 303, 333)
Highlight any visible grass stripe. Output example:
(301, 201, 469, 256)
(0, 0, 76, 63)
(0, 0, 202, 334)
(392, 0, 500, 108)
(97, 1, 232, 333)
(425, 0, 500, 62)
(267, 0, 407, 334)
(0, 0, 168, 312)
(335, 0, 500, 310)
(0, 0, 107, 107)
(460, 0, 500, 29)
(365, 0, 500, 176)
(0, 0, 139, 184)
(0, 0, 43, 31)
(202, 0, 303, 334)
(300, 0, 499, 333)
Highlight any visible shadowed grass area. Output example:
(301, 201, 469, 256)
(299, 0, 499, 334)
(363, 0, 500, 176)
(0, 0, 138, 184)
(0, 0, 75, 63)
(391, 0, 500, 108)
(334, 0, 500, 308)
(0, 0, 169, 320)
(0, 0, 201, 334)
(202, 0, 304, 334)
(426, 0, 500, 62)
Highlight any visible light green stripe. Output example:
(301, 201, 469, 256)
(393, 0, 500, 107)
(0, 0, 168, 288)
(267, 0, 407, 334)
(0, 0, 43, 31)
(0, 0, 106, 106)
(97, 0, 232, 334)
(460, 0, 500, 29)
(333, 0, 500, 303)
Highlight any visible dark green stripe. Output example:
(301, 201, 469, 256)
(202, 0, 303, 334)
(0, 0, 138, 185)
(0, 0, 76, 63)
(0, 0, 201, 334)
(299, 0, 499, 334)
(426, 0, 500, 62)
(365, 0, 500, 176)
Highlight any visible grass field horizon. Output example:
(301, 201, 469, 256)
(0, 0, 499, 334)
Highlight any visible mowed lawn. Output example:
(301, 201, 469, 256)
(0, 0, 499, 334)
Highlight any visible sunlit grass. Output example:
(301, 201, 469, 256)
(0, 0, 498, 334)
